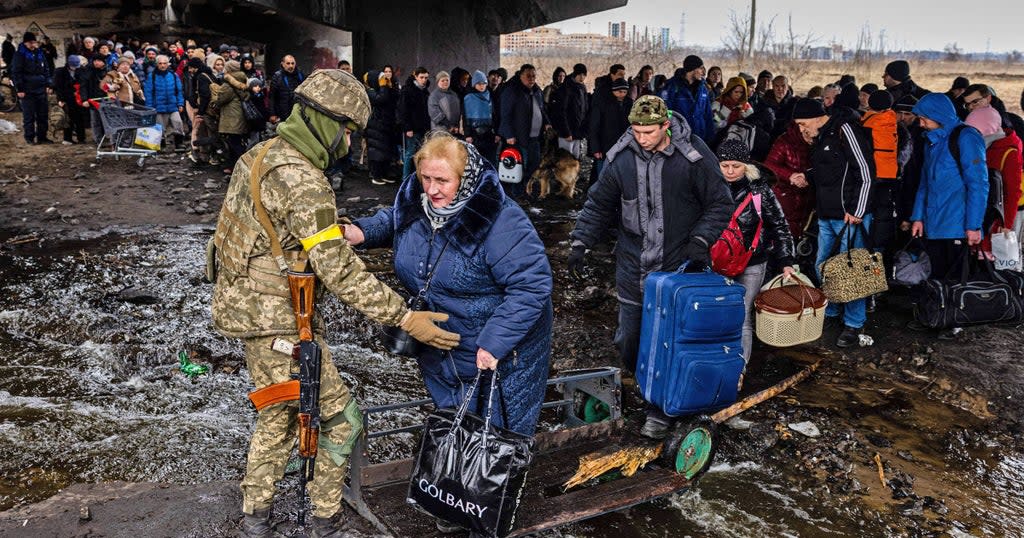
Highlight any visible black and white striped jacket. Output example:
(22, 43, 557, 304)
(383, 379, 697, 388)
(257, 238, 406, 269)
(807, 106, 876, 220)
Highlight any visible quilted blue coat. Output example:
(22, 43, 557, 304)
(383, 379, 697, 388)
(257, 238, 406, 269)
(143, 69, 184, 113)
(355, 154, 553, 435)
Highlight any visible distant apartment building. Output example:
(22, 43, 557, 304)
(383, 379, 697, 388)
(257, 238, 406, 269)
(501, 24, 672, 55)
(501, 26, 622, 54)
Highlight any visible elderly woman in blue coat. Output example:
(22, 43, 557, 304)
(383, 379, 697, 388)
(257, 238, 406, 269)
(345, 132, 553, 436)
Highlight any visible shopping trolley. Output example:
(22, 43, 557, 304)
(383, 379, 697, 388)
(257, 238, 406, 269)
(95, 98, 158, 168)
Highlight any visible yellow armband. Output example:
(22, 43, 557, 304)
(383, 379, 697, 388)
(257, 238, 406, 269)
(299, 223, 343, 251)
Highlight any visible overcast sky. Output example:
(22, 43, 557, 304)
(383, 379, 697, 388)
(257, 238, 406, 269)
(547, 0, 1022, 53)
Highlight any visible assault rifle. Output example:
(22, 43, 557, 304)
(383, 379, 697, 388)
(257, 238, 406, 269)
(288, 270, 321, 526)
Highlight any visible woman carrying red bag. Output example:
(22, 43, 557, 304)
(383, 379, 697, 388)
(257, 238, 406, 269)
(712, 139, 797, 363)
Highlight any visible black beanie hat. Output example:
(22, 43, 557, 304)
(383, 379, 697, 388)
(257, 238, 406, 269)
(893, 94, 918, 113)
(860, 83, 879, 94)
(716, 139, 752, 163)
(950, 76, 970, 91)
(835, 83, 860, 110)
(23, 32, 37, 43)
(836, 74, 856, 88)
(611, 78, 629, 91)
(793, 98, 827, 119)
(868, 90, 894, 111)
(90, 53, 106, 64)
(885, 60, 911, 82)
(683, 55, 703, 74)
(758, 70, 772, 80)
(187, 57, 204, 70)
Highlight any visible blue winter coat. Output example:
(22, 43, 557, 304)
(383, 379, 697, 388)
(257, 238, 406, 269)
(463, 90, 493, 127)
(355, 150, 553, 435)
(10, 44, 51, 95)
(910, 93, 989, 240)
(143, 69, 184, 113)
(659, 74, 714, 142)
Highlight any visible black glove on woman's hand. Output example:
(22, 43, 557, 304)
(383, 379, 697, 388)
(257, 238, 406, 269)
(567, 245, 587, 281)
(682, 240, 710, 266)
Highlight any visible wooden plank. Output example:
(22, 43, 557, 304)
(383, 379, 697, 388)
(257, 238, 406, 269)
(508, 469, 690, 536)
(532, 419, 625, 452)
(361, 465, 690, 538)
(361, 458, 414, 488)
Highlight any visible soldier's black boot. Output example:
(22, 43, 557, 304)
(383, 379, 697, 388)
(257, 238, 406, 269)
(309, 511, 351, 538)
(239, 507, 273, 538)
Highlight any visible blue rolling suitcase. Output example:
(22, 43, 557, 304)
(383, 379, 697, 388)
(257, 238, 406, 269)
(637, 262, 746, 417)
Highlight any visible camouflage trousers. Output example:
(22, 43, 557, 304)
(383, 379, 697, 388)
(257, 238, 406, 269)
(240, 335, 362, 519)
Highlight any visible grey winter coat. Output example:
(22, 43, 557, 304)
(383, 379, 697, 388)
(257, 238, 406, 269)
(570, 115, 734, 304)
(428, 86, 462, 130)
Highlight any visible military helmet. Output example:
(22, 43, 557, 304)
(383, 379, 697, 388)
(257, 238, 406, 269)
(293, 69, 371, 130)
(628, 95, 670, 126)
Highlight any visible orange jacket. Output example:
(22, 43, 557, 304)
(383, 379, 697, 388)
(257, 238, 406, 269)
(862, 109, 898, 180)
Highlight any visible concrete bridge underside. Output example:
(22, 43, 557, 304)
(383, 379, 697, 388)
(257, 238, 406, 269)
(1, 0, 626, 75)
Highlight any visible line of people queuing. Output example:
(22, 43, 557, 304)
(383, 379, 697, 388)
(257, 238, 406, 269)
(575, 57, 1024, 354)
(10, 29, 1024, 351)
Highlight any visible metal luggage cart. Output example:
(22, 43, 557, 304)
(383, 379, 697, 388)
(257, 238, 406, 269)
(343, 350, 824, 537)
(95, 98, 158, 168)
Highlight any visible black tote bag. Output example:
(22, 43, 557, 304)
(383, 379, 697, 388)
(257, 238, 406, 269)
(407, 370, 534, 537)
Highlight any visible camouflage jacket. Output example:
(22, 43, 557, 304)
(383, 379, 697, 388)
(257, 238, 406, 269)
(211, 137, 407, 339)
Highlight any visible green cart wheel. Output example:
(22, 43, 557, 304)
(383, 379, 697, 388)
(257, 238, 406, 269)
(661, 415, 718, 482)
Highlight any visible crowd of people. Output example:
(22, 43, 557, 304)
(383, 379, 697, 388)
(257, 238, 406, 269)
(7, 26, 1024, 537)
(7, 29, 1024, 349)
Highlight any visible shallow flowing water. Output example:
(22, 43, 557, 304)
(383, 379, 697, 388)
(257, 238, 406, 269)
(1, 227, 1022, 537)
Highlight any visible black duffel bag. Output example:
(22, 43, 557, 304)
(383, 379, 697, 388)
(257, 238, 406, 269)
(914, 247, 1024, 329)
(407, 370, 533, 537)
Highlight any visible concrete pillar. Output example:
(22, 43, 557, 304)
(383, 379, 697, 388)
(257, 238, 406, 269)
(263, 16, 352, 76)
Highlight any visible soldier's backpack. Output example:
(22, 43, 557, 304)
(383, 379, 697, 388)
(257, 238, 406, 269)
(862, 109, 898, 180)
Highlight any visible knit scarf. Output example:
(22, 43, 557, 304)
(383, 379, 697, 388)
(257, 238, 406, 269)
(421, 142, 486, 230)
(718, 92, 748, 124)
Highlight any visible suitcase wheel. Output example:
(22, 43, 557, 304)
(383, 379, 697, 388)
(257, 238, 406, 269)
(661, 415, 718, 481)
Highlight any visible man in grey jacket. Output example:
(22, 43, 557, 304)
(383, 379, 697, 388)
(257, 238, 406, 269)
(428, 70, 462, 135)
(567, 95, 734, 439)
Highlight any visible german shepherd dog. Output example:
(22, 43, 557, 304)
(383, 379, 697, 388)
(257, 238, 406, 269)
(526, 147, 581, 200)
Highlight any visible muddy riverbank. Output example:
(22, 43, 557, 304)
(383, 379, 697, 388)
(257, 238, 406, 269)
(0, 124, 1022, 537)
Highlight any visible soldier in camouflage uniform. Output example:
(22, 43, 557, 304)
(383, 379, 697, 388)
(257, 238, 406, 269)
(209, 69, 460, 538)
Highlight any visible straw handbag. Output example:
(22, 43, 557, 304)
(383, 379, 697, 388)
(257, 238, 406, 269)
(755, 274, 828, 347)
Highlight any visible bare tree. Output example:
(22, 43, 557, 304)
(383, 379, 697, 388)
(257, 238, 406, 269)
(944, 42, 963, 62)
(722, 8, 753, 68)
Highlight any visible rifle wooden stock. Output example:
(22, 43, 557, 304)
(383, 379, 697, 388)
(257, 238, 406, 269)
(288, 271, 316, 342)
(287, 269, 320, 526)
(298, 413, 319, 459)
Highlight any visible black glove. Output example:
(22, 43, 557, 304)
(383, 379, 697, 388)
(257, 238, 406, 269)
(567, 245, 587, 280)
(682, 240, 710, 267)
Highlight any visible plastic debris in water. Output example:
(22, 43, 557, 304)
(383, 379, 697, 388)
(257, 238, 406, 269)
(789, 421, 821, 438)
(178, 350, 209, 379)
(859, 334, 874, 347)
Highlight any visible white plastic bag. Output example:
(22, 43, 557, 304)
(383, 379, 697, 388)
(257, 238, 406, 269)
(992, 231, 1021, 271)
(133, 124, 163, 151)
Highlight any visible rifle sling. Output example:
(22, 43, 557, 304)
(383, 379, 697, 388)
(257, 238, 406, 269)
(249, 137, 308, 273)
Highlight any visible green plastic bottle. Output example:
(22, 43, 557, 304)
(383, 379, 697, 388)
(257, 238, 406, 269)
(178, 350, 209, 379)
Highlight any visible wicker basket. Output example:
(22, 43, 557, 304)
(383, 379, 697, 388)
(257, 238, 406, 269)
(755, 274, 828, 347)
